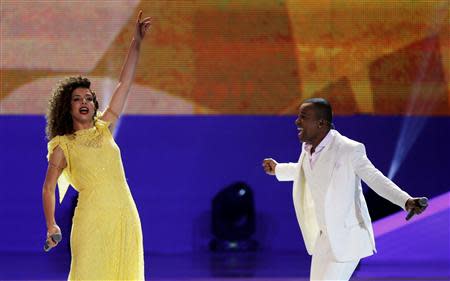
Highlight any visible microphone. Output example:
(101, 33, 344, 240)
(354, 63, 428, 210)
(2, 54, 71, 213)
(44, 233, 62, 252)
(405, 197, 428, 221)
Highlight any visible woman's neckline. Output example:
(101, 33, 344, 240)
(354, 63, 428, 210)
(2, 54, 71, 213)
(73, 122, 97, 136)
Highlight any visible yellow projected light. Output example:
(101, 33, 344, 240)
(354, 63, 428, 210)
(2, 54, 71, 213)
(1, 0, 449, 115)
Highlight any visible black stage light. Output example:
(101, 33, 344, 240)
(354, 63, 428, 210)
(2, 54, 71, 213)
(209, 182, 258, 252)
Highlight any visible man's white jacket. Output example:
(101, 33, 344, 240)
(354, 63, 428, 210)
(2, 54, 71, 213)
(275, 130, 411, 262)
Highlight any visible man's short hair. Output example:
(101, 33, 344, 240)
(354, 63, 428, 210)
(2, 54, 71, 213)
(302, 97, 333, 125)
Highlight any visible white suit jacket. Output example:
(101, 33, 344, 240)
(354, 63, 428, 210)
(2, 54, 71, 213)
(275, 130, 411, 262)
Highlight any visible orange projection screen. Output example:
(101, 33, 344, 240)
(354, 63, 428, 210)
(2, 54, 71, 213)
(1, 0, 449, 115)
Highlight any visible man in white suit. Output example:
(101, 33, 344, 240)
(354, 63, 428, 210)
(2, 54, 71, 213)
(262, 98, 427, 281)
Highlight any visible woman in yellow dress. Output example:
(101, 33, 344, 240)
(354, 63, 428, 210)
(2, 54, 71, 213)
(42, 11, 151, 280)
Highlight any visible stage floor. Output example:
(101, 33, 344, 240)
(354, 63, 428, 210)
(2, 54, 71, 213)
(0, 251, 448, 280)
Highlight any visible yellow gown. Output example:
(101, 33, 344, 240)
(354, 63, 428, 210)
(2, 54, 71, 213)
(47, 119, 144, 280)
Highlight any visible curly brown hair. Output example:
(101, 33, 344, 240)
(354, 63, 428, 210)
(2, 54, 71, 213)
(46, 76, 99, 140)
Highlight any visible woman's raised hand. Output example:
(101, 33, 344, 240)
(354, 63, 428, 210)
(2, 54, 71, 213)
(134, 10, 152, 43)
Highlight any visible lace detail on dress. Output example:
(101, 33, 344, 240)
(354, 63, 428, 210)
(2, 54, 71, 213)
(70, 129, 104, 148)
(68, 119, 111, 148)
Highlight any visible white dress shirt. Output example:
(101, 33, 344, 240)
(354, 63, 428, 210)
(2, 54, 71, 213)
(304, 129, 334, 170)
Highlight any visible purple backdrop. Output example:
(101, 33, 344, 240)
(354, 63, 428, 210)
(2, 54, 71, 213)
(0, 115, 448, 255)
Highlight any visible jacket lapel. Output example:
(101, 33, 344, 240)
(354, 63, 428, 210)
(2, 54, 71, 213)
(294, 149, 319, 255)
(310, 131, 340, 188)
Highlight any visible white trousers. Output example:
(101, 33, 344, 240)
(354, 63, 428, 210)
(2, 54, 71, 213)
(310, 231, 359, 281)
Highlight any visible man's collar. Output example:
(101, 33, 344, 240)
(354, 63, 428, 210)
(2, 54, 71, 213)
(304, 129, 334, 153)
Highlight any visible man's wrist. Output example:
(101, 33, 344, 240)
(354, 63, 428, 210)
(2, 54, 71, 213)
(405, 197, 414, 210)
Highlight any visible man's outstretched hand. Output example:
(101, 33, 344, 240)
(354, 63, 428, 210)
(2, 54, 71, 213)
(405, 197, 428, 220)
(262, 158, 278, 175)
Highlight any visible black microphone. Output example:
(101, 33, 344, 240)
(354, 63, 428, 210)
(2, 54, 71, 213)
(405, 197, 428, 221)
(44, 233, 62, 252)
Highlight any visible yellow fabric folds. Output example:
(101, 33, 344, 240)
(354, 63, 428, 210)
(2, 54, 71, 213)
(46, 118, 144, 280)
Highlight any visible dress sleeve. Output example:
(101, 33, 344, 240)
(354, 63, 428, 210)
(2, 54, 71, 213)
(47, 136, 71, 203)
(95, 117, 113, 136)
